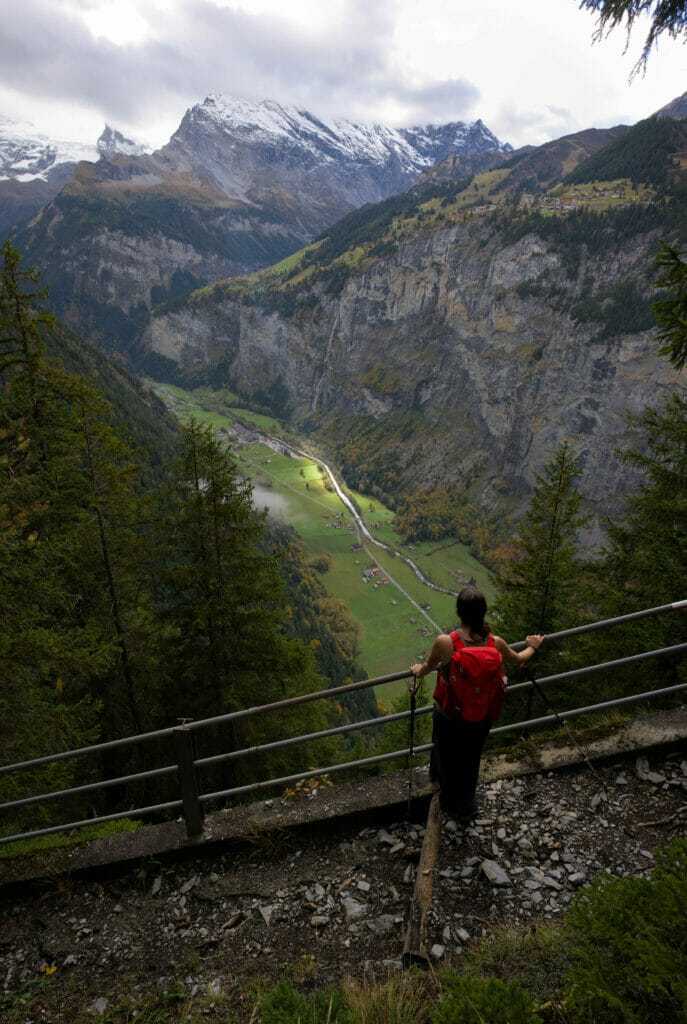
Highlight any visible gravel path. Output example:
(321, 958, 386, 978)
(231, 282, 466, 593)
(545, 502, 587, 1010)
(1, 748, 685, 1018)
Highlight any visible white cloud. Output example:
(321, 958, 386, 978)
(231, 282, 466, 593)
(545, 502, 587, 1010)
(0, 0, 684, 150)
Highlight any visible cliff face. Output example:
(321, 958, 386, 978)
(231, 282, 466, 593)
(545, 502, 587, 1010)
(143, 215, 683, 515)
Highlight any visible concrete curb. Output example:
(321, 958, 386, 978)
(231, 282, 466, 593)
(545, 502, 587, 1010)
(1, 705, 685, 896)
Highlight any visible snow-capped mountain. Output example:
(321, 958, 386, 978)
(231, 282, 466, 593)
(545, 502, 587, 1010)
(0, 118, 148, 182)
(0, 117, 97, 183)
(11, 93, 512, 354)
(169, 94, 510, 201)
(97, 125, 148, 160)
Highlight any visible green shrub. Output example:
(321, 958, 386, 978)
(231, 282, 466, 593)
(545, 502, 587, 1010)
(565, 838, 687, 1023)
(258, 979, 353, 1023)
(434, 974, 542, 1023)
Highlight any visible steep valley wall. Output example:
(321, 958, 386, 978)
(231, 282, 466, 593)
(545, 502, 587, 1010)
(143, 215, 686, 516)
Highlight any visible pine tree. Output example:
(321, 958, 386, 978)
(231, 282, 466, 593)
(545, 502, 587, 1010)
(598, 394, 687, 685)
(0, 244, 104, 818)
(55, 376, 161, 738)
(492, 443, 590, 644)
(654, 241, 687, 372)
(156, 420, 335, 785)
(0, 245, 162, 827)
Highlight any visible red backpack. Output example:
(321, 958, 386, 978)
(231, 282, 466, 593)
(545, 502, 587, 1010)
(433, 630, 506, 723)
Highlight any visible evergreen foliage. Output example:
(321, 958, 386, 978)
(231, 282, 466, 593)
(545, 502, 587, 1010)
(152, 420, 336, 789)
(579, 0, 687, 73)
(433, 974, 542, 1023)
(570, 278, 654, 339)
(490, 443, 594, 719)
(595, 393, 687, 692)
(0, 246, 378, 833)
(564, 116, 685, 187)
(0, 242, 109, 811)
(565, 838, 687, 1023)
(492, 443, 590, 642)
(503, 202, 669, 279)
(653, 240, 687, 370)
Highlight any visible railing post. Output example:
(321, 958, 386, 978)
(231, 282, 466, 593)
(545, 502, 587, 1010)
(173, 723, 203, 839)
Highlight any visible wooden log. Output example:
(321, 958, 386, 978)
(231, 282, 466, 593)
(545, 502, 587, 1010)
(402, 792, 441, 967)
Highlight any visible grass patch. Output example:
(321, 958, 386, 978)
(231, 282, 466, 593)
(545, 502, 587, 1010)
(0, 817, 142, 861)
(151, 383, 493, 685)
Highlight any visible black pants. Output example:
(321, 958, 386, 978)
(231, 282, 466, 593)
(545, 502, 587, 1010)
(430, 707, 491, 818)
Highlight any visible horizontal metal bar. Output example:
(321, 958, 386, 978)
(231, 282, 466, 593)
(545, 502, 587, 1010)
(506, 642, 687, 692)
(201, 678, 687, 804)
(0, 799, 184, 848)
(186, 669, 409, 733)
(3, 679, 684, 848)
(195, 705, 433, 769)
(0, 672, 408, 777)
(492, 681, 687, 735)
(4, 601, 684, 778)
(510, 600, 687, 651)
(1, 763, 178, 814)
(197, 642, 685, 772)
(199, 744, 433, 803)
(0, 726, 176, 777)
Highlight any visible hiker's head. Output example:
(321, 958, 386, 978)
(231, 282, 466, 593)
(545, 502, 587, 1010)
(456, 586, 489, 639)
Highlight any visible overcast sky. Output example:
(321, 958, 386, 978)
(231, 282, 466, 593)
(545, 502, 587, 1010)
(0, 0, 684, 151)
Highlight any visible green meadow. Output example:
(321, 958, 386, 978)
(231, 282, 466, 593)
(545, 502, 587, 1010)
(150, 383, 493, 691)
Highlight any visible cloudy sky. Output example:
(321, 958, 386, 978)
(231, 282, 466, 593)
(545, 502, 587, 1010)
(0, 0, 684, 150)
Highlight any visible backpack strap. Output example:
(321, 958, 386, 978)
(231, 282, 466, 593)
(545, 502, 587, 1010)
(452, 630, 495, 650)
(450, 629, 464, 652)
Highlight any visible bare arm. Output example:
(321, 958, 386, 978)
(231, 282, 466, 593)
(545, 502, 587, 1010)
(410, 634, 454, 682)
(495, 634, 545, 666)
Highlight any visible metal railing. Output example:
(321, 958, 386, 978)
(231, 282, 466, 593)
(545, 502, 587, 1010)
(1, 600, 686, 847)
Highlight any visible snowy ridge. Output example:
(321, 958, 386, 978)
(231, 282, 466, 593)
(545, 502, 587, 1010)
(97, 125, 148, 159)
(190, 94, 509, 173)
(0, 117, 148, 182)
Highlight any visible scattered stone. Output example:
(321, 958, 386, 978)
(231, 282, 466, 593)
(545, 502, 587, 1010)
(1, 745, 683, 1005)
(88, 997, 109, 1016)
(341, 896, 367, 923)
(480, 860, 510, 886)
(370, 914, 398, 935)
(259, 906, 274, 926)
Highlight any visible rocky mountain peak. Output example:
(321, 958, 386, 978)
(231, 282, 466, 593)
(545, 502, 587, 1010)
(655, 89, 687, 120)
(96, 124, 148, 159)
(171, 93, 510, 178)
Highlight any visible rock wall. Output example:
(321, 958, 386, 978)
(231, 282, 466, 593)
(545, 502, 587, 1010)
(144, 217, 686, 515)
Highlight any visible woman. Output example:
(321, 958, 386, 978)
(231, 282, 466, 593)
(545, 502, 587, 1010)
(411, 586, 544, 823)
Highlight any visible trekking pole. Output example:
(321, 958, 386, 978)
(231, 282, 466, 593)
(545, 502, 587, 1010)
(522, 665, 606, 789)
(407, 677, 418, 810)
